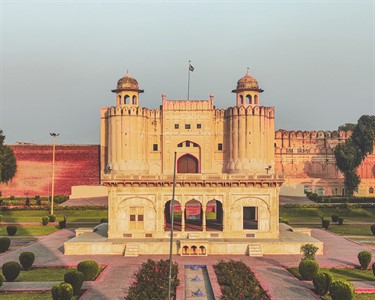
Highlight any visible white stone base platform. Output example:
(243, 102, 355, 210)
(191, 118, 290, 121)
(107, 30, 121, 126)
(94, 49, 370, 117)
(64, 223, 323, 256)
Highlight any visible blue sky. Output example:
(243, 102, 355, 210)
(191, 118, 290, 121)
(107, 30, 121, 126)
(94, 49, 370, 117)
(1, 0, 374, 144)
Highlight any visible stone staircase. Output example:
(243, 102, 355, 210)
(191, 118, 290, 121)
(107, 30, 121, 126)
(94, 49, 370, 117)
(124, 244, 139, 257)
(248, 243, 263, 257)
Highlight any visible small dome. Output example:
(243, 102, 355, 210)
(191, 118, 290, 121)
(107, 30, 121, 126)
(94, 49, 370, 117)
(232, 71, 264, 93)
(236, 71, 259, 90)
(112, 71, 144, 94)
(116, 72, 139, 90)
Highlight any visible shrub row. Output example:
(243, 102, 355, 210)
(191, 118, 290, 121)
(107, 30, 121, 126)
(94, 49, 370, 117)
(125, 259, 179, 300)
(214, 260, 270, 300)
(282, 203, 375, 208)
(308, 194, 375, 203)
(2, 252, 35, 281)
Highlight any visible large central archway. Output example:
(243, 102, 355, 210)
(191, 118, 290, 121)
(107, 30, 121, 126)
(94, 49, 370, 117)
(177, 154, 199, 173)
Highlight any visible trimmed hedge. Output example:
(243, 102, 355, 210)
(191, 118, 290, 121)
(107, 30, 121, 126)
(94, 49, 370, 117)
(338, 217, 344, 225)
(0, 237, 11, 253)
(19, 252, 35, 270)
(298, 259, 319, 280)
(6, 225, 17, 236)
(329, 280, 354, 300)
(0, 274, 3, 287)
(312, 272, 332, 296)
(358, 251, 372, 269)
(64, 270, 84, 295)
(51, 282, 73, 300)
(371, 224, 375, 236)
(331, 215, 339, 222)
(300, 244, 318, 261)
(77, 260, 99, 281)
(42, 216, 49, 226)
(322, 219, 330, 229)
(214, 260, 270, 300)
(2, 261, 21, 282)
(48, 214, 56, 222)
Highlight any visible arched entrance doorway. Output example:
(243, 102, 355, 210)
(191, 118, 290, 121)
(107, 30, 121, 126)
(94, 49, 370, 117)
(206, 200, 223, 231)
(184, 199, 202, 231)
(164, 200, 182, 231)
(177, 154, 199, 173)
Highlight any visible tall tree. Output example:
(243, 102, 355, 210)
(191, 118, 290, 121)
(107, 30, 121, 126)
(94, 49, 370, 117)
(0, 130, 17, 183)
(335, 115, 375, 196)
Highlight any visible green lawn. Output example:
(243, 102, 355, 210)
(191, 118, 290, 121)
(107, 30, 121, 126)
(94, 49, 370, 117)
(280, 207, 375, 223)
(323, 293, 375, 300)
(0, 267, 103, 281)
(288, 267, 375, 281)
(0, 209, 107, 222)
(0, 293, 52, 300)
(0, 225, 59, 236)
(292, 224, 374, 237)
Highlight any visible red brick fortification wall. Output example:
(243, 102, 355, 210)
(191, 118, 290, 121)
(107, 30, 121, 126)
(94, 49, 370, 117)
(0, 145, 100, 197)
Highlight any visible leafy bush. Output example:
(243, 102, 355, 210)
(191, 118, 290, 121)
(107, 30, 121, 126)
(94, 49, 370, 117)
(0, 237, 11, 253)
(64, 270, 84, 295)
(213, 260, 270, 300)
(6, 225, 17, 236)
(300, 244, 319, 260)
(51, 282, 73, 300)
(312, 272, 332, 296)
(10, 196, 15, 200)
(329, 280, 354, 300)
(77, 260, 99, 281)
(322, 219, 330, 229)
(35, 195, 40, 200)
(338, 217, 344, 225)
(48, 214, 56, 222)
(42, 216, 49, 226)
(100, 218, 108, 223)
(126, 259, 180, 300)
(298, 259, 319, 280)
(19, 252, 35, 270)
(358, 251, 372, 269)
(371, 224, 375, 236)
(2, 261, 21, 282)
(36, 199, 42, 205)
(331, 215, 339, 222)
(372, 262, 375, 276)
(51, 195, 69, 204)
(0, 274, 3, 287)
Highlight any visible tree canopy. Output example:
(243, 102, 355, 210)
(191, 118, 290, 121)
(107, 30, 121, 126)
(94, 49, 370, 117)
(334, 115, 375, 195)
(0, 130, 17, 183)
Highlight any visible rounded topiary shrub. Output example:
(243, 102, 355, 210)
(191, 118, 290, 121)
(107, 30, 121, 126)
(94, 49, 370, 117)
(42, 216, 49, 226)
(19, 252, 35, 271)
(51, 282, 73, 300)
(358, 251, 372, 269)
(59, 221, 66, 229)
(77, 260, 99, 281)
(322, 219, 330, 229)
(48, 214, 56, 222)
(298, 259, 320, 280)
(313, 272, 333, 296)
(329, 280, 354, 300)
(64, 270, 84, 295)
(371, 224, 375, 236)
(331, 215, 339, 222)
(338, 217, 344, 225)
(0, 237, 11, 253)
(6, 225, 17, 236)
(2, 261, 21, 282)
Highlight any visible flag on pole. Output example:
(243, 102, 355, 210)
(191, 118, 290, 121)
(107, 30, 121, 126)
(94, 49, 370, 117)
(189, 64, 194, 72)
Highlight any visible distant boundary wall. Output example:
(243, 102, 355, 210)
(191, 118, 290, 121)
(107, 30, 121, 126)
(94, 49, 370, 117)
(0, 145, 100, 197)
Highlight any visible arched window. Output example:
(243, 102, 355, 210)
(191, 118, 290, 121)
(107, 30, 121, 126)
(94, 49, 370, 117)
(124, 95, 130, 104)
(132, 95, 137, 105)
(254, 95, 258, 105)
(240, 95, 244, 105)
(246, 94, 252, 104)
(177, 154, 199, 173)
(118, 95, 122, 104)
(369, 187, 374, 194)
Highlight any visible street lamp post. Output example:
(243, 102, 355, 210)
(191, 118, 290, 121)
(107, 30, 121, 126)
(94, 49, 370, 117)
(50, 133, 59, 215)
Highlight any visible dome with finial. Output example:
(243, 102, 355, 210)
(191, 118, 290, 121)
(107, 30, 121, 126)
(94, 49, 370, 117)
(112, 71, 144, 93)
(232, 70, 264, 93)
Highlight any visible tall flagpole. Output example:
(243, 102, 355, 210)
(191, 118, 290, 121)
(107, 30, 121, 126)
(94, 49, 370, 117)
(187, 60, 191, 100)
(168, 152, 177, 300)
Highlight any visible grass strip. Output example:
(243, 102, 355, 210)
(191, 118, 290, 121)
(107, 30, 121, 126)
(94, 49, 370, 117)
(0, 226, 59, 236)
(288, 267, 375, 281)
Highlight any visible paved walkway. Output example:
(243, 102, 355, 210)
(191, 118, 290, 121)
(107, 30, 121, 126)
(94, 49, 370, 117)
(1, 228, 375, 299)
